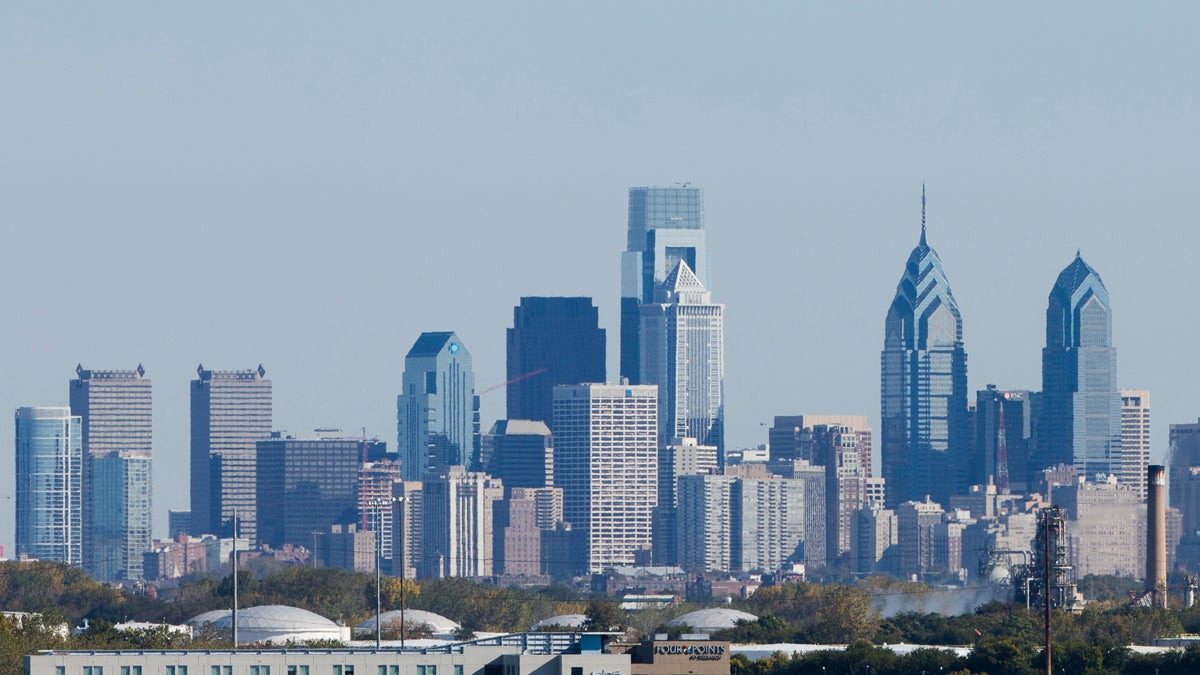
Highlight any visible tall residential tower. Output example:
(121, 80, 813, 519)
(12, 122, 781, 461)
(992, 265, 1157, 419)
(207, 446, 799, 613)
(15, 407, 83, 565)
(881, 190, 969, 507)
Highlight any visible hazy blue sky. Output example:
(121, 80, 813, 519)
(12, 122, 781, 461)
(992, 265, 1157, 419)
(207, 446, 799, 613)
(2, 3, 1198, 547)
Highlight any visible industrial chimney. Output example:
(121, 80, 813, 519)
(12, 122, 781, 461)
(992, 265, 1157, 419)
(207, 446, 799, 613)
(1147, 464, 1167, 608)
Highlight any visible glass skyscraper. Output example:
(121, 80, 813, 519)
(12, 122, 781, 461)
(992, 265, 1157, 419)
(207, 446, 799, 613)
(15, 406, 83, 565)
(91, 451, 152, 580)
(620, 186, 710, 384)
(1036, 253, 1121, 479)
(506, 297, 605, 427)
(397, 331, 476, 480)
(881, 198, 969, 508)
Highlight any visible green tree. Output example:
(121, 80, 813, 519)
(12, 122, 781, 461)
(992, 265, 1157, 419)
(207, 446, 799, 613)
(582, 599, 625, 632)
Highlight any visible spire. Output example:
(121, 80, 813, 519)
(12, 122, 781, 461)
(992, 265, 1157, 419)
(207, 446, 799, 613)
(920, 183, 927, 246)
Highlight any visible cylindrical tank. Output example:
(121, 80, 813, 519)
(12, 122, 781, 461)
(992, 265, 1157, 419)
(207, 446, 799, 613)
(1147, 465, 1167, 608)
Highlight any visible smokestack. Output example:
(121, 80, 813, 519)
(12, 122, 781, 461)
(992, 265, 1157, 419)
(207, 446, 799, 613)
(1147, 465, 1167, 608)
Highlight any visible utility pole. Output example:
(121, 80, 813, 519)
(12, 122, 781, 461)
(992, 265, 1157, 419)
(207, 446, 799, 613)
(232, 509, 239, 649)
(1043, 510, 1051, 675)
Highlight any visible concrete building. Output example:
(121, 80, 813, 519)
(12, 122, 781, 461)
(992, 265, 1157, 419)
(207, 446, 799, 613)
(255, 434, 361, 550)
(737, 475, 811, 573)
(493, 487, 564, 578)
(811, 423, 871, 568)
(1119, 390, 1151, 501)
(506, 297, 606, 428)
(358, 459, 402, 564)
(397, 332, 477, 480)
(142, 534, 208, 581)
(855, 506, 898, 575)
(639, 259, 725, 457)
(552, 383, 658, 573)
(676, 474, 737, 573)
(190, 365, 272, 543)
(70, 364, 152, 580)
(485, 420, 554, 490)
(653, 437, 718, 565)
(26, 634, 634, 675)
(314, 524, 375, 573)
(421, 466, 503, 578)
(15, 406, 82, 566)
(1058, 475, 1144, 578)
(388, 480, 423, 580)
(897, 497, 944, 579)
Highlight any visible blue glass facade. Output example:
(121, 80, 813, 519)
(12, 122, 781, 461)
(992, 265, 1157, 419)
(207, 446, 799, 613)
(397, 331, 476, 480)
(506, 297, 606, 427)
(15, 407, 83, 565)
(1036, 253, 1121, 479)
(620, 186, 709, 384)
(881, 222, 970, 508)
(91, 452, 152, 580)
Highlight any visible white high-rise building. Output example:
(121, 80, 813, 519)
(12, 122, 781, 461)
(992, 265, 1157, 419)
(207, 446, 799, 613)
(552, 383, 658, 573)
(1119, 390, 1151, 501)
(677, 474, 736, 573)
(421, 466, 502, 579)
(639, 259, 724, 458)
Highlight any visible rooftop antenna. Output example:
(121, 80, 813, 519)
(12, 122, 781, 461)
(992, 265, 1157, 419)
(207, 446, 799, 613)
(920, 183, 927, 246)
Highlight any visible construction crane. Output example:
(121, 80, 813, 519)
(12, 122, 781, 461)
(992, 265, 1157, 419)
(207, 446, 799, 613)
(476, 368, 548, 396)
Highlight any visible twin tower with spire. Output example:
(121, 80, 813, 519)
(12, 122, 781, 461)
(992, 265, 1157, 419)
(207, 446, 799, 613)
(881, 186, 1120, 508)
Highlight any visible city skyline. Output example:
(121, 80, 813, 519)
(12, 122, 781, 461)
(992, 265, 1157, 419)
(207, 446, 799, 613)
(3, 4, 1198, 554)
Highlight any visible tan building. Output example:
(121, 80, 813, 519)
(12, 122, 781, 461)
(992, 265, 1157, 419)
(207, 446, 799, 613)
(1058, 475, 1144, 578)
(1119, 390, 1151, 501)
(422, 466, 503, 578)
(627, 640, 731, 675)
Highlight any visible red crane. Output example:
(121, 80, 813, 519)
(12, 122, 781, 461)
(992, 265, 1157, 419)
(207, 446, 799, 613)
(476, 368, 548, 396)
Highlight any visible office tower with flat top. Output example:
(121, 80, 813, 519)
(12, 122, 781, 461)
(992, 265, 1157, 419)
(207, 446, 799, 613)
(506, 297, 605, 427)
(190, 365, 272, 542)
(70, 364, 152, 580)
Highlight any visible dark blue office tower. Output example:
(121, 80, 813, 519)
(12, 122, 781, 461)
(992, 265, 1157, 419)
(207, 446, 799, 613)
(506, 297, 606, 427)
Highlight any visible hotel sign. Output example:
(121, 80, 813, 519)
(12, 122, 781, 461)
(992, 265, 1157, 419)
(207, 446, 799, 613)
(653, 643, 727, 661)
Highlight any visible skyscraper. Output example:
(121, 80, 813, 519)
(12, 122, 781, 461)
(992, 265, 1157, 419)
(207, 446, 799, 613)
(506, 297, 606, 427)
(620, 186, 709, 384)
(190, 365, 272, 542)
(552, 383, 658, 573)
(255, 434, 361, 549)
(1036, 253, 1121, 479)
(881, 191, 969, 507)
(15, 406, 82, 565)
(974, 386, 1034, 493)
(397, 332, 476, 480)
(640, 260, 725, 456)
(70, 364, 152, 579)
(91, 452, 151, 580)
(1118, 390, 1151, 501)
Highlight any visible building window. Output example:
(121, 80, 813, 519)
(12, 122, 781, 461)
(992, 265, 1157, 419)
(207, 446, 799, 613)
(453, 667, 463, 675)
(83, 667, 103, 675)
(416, 667, 437, 675)
(250, 667, 268, 675)
(570, 668, 583, 675)
(56, 668, 65, 675)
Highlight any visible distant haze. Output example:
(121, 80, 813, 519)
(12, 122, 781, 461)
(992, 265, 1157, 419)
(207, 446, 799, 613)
(2, 3, 1198, 547)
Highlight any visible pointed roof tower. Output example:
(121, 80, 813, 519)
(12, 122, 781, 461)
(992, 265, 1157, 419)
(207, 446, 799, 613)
(656, 259, 711, 304)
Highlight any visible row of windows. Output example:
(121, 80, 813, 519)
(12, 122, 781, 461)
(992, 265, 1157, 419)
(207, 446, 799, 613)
(69, 666, 461, 675)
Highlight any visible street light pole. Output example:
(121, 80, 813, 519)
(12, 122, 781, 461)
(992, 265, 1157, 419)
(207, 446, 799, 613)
(231, 509, 239, 649)
(365, 497, 402, 649)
